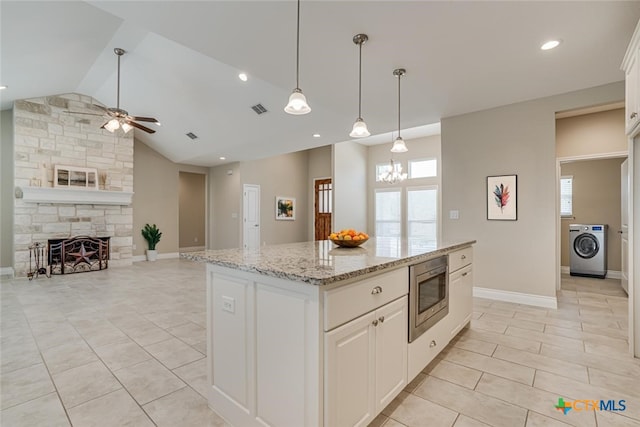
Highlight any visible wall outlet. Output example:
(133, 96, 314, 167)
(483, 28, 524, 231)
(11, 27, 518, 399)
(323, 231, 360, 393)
(194, 237, 198, 243)
(449, 210, 460, 220)
(222, 296, 235, 313)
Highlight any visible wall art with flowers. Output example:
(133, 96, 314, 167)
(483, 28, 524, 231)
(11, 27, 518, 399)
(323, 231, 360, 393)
(487, 174, 517, 220)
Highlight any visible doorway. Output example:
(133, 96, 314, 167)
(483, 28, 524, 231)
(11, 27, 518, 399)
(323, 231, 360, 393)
(179, 172, 206, 251)
(243, 184, 260, 249)
(314, 178, 332, 240)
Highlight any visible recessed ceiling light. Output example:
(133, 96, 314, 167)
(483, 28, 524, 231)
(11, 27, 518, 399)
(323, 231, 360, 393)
(540, 40, 561, 50)
(0, 85, 7, 90)
(238, 73, 248, 82)
(313, 133, 321, 138)
(219, 156, 226, 160)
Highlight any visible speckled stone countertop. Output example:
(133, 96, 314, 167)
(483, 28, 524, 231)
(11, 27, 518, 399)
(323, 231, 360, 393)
(182, 238, 475, 286)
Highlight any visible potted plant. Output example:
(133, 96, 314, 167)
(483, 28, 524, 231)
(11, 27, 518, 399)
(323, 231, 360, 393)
(141, 223, 162, 261)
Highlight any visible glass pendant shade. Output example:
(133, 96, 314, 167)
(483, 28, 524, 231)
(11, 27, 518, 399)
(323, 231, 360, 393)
(104, 119, 120, 132)
(390, 137, 408, 153)
(121, 122, 133, 133)
(350, 118, 370, 138)
(284, 88, 311, 115)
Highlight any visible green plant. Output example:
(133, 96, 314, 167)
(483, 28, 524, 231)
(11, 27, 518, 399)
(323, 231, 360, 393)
(141, 223, 162, 250)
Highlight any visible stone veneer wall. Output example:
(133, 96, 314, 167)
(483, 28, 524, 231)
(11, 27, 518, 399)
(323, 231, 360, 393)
(13, 93, 133, 276)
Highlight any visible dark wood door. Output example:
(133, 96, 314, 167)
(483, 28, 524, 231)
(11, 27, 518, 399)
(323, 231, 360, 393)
(314, 178, 332, 240)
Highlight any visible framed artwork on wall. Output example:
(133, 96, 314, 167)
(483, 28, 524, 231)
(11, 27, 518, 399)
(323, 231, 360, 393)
(487, 174, 517, 220)
(54, 165, 99, 190)
(275, 196, 296, 220)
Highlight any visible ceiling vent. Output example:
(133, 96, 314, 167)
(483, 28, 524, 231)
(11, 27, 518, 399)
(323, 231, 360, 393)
(186, 132, 198, 140)
(251, 103, 268, 115)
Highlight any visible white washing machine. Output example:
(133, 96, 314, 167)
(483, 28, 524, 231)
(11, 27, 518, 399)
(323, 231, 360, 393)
(569, 224, 608, 278)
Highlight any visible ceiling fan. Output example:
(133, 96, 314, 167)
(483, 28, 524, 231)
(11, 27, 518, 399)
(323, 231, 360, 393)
(68, 48, 160, 134)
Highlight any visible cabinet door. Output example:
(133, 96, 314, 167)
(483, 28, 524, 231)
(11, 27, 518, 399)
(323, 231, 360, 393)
(626, 51, 639, 135)
(374, 296, 408, 412)
(325, 311, 376, 427)
(448, 265, 473, 338)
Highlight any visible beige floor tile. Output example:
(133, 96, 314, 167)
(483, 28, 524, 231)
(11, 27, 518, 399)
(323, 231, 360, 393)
(443, 347, 535, 385)
(114, 358, 186, 405)
(0, 363, 55, 410)
(166, 321, 206, 346)
(79, 326, 130, 349)
(470, 317, 508, 334)
(125, 323, 174, 347)
(588, 367, 640, 398)
(172, 357, 208, 399)
(404, 372, 427, 393)
(475, 373, 595, 427)
(480, 313, 545, 332)
(506, 326, 584, 351)
(52, 360, 121, 408)
(414, 376, 527, 427)
(0, 392, 69, 427)
(67, 389, 155, 427)
(583, 340, 632, 359)
(514, 312, 583, 331)
(143, 311, 192, 329)
(453, 415, 492, 427)
(595, 410, 640, 427)
(483, 306, 516, 318)
(461, 329, 541, 354)
(383, 418, 408, 427)
(382, 391, 458, 427)
(525, 411, 573, 427)
(492, 345, 589, 382)
(539, 344, 640, 378)
(544, 324, 628, 349)
(0, 337, 43, 374)
(580, 322, 627, 339)
(41, 339, 99, 374)
(93, 339, 152, 371)
(143, 387, 229, 427)
(429, 359, 482, 389)
(33, 324, 83, 351)
(452, 336, 497, 356)
(144, 337, 204, 369)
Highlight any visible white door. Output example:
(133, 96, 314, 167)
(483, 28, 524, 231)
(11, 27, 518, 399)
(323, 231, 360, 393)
(622, 160, 629, 294)
(243, 184, 260, 249)
(325, 311, 376, 427)
(374, 297, 408, 413)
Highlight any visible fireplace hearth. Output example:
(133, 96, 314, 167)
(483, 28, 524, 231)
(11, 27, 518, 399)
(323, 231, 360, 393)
(48, 236, 110, 275)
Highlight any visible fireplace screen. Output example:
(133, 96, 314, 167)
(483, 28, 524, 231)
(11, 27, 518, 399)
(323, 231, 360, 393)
(48, 236, 110, 274)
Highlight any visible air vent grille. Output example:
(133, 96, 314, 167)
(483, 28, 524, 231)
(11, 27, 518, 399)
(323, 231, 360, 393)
(251, 103, 268, 115)
(186, 132, 198, 140)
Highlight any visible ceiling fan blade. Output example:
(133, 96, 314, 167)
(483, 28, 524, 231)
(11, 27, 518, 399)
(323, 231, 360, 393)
(126, 120, 156, 134)
(100, 122, 108, 129)
(92, 104, 108, 112)
(128, 116, 158, 123)
(64, 111, 104, 116)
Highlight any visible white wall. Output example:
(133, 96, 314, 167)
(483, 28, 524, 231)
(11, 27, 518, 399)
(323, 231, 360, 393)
(333, 141, 367, 232)
(441, 82, 625, 299)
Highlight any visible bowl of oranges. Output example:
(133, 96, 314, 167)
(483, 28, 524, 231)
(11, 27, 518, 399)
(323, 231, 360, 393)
(328, 229, 369, 248)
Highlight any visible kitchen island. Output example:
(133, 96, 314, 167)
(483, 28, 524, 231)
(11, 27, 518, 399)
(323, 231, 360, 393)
(184, 238, 475, 427)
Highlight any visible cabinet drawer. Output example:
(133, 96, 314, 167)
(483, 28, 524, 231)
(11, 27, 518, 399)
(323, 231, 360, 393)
(449, 246, 472, 272)
(324, 268, 408, 331)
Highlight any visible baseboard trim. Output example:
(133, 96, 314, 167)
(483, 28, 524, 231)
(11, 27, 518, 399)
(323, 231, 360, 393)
(561, 265, 621, 279)
(473, 286, 558, 309)
(0, 267, 15, 277)
(132, 252, 180, 263)
(179, 246, 205, 252)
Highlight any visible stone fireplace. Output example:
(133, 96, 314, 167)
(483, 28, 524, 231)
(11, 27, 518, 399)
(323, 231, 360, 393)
(13, 93, 134, 276)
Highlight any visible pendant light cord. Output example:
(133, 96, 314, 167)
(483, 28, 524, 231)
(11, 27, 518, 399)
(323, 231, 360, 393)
(397, 72, 401, 138)
(295, 0, 300, 89)
(358, 41, 362, 118)
(116, 53, 121, 109)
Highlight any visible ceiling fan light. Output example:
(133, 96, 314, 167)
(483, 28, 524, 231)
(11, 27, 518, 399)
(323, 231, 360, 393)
(390, 137, 408, 153)
(349, 118, 370, 138)
(121, 122, 133, 133)
(284, 88, 311, 115)
(104, 118, 120, 132)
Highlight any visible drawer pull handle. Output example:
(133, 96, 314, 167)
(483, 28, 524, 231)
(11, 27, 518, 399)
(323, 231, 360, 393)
(462, 272, 468, 277)
(379, 316, 385, 323)
(631, 112, 638, 119)
(429, 340, 437, 348)
(461, 255, 466, 260)
(372, 319, 379, 326)
(371, 286, 383, 295)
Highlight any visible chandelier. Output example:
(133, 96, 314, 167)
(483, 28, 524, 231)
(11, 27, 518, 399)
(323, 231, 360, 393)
(378, 159, 407, 184)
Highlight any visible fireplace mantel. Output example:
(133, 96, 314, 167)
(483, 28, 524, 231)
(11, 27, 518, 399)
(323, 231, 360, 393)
(19, 186, 133, 205)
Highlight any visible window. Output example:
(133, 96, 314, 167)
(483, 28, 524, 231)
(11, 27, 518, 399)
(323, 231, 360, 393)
(407, 187, 438, 248)
(409, 159, 437, 179)
(560, 176, 573, 217)
(375, 189, 401, 237)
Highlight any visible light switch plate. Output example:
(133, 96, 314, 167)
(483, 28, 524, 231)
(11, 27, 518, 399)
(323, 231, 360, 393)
(449, 210, 460, 220)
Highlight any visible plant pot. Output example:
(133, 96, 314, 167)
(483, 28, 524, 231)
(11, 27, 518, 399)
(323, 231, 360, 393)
(146, 249, 158, 262)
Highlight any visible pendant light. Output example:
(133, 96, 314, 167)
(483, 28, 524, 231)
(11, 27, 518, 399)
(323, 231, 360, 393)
(349, 34, 370, 138)
(284, 0, 311, 115)
(378, 158, 407, 184)
(390, 68, 408, 153)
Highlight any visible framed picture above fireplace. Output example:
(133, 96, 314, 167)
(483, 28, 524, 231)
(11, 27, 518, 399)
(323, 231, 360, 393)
(54, 165, 99, 190)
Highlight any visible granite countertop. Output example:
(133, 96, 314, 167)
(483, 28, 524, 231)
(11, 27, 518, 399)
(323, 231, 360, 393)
(182, 238, 475, 286)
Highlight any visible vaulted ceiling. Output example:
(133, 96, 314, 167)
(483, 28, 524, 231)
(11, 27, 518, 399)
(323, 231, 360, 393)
(2, 1, 639, 166)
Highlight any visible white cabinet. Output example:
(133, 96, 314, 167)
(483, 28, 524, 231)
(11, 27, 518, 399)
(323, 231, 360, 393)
(623, 20, 640, 136)
(447, 247, 474, 338)
(325, 297, 408, 427)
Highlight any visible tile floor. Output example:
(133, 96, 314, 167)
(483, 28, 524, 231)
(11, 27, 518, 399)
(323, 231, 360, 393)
(1, 260, 638, 427)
